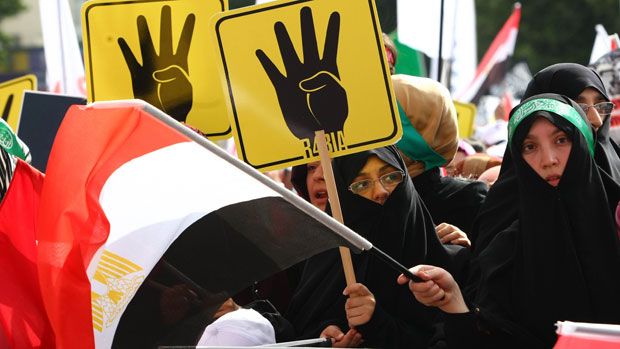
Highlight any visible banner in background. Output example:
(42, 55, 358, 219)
(39, 0, 87, 96)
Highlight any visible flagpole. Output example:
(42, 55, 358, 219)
(437, 0, 445, 83)
(56, 0, 68, 93)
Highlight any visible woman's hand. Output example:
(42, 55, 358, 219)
(397, 265, 469, 314)
(320, 325, 363, 347)
(436, 222, 471, 247)
(343, 283, 376, 327)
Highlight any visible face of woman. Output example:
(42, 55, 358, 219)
(521, 117, 572, 187)
(575, 87, 608, 131)
(306, 161, 327, 211)
(349, 155, 403, 205)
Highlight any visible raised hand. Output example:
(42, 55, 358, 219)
(344, 283, 376, 328)
(256, 6, 348, 143)
(2, 94, 13, 121)
(118, 5, 195, 122)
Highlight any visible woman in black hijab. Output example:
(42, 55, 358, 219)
(523, 63, 620, 179)
(287, 146, 468, 348)
(473, 62, 620, 255)
(402, 94, 620, 348)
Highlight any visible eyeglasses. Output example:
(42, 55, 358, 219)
(577, 102, 614, 116)
(348, 171, 405, 195)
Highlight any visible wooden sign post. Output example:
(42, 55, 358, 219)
(315, 130, 356, 285)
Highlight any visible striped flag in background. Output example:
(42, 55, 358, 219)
(457, 3, 521, 104)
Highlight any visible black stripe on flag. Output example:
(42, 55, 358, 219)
(113, 196, 352, 347)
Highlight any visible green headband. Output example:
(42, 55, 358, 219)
(508, 98, 595, 157)
(0, 118, 27, 161)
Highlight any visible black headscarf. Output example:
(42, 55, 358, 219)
(523, 62, 620, 180)
(287, 146, 467, 347)
(474, 94, 620, 347)
(473, 63, 620, 254)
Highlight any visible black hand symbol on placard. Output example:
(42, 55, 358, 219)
(256, 6, 348, 142)
(2, 94, 13, 121)
(118, 5, 195, 122)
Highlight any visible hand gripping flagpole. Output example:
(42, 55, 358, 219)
(315, 130, 357, 286)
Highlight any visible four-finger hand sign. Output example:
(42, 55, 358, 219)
(256, 6, 348, 143)
(118, 5, 195, 122)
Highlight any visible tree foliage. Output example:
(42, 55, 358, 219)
(476, 0, 620, 73)
(0, 0, 26, 64)
(0, 0, 25, 21)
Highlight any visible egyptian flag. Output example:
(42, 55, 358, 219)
(0, 152, 50, 348)
(457, 3, 521, 103)
(36, 101, 371, 348)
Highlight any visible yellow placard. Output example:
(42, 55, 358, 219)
(454, 101, 476, 139)
(82, 0, 231, 139)
(212, 0, 401, 171)
(0, 75, 37, 131)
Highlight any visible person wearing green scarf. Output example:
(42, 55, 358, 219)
(392, 75, 488, 246)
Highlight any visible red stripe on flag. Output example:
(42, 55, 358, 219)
(37, 105, 188, 349)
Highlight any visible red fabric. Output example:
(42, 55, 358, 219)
(0, 160, 50, 348)
(554, 334, 620, 349)
(501, 92, 513, 121)
(37, 105, 188, 349)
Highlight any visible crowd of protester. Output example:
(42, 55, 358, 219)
(210, 41, 619, 348)
(1, 35, 619, 349)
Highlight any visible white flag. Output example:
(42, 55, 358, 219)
(589, 24, 612, 64)
(397, 0, 476, 94)
(39, 0, 86, 96)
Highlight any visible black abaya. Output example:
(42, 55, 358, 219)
(451, 94, 620, 348)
